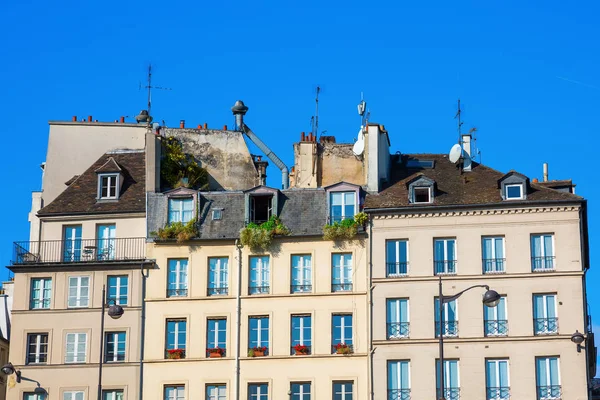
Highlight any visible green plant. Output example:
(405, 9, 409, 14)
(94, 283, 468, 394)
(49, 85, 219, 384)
(152, 220, 198, 243)
(354, 211, 368, 226)
(161, 136, 209, 190)
(323, 218, 358, 241)
(239, 215, 290, 250)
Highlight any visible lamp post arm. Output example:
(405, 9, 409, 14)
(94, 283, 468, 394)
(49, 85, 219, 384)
(441, 284, 490, 304)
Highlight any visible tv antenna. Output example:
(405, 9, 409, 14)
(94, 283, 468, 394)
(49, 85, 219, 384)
(311, 86, 320, 138)
(357, 92, 369, 127)
(140, 64, 171, 118)
(454, 98, 463, 143)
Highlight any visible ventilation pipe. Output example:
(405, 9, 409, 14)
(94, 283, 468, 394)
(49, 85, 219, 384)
(231, 100, 289, 189)
(543, 163, 549, 182)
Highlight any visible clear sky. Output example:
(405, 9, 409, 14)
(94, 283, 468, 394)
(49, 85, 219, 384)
(1, 0, 598, 371)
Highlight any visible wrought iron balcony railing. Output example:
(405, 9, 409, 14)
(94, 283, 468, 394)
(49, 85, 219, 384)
(332, 283, 353, 292)
(532, 256, 555, 271)
(167, 288, 188, 298)
(387, 322, 410, 339)
(434, 260, 457, 275)
(12, 238, 146, 265)
(387, 262, 409, 277)
(208, 287, 229, 296)
(387, 389, 411, 400)
(536, 385, 561, 400)
(484, 320, 509, 336)
(437, 388, 460, 400)
(486, 386, 510, 400)
(248, 285, 270, 295)
(291, 284, 313, 293)
(534, 318, 559, 335)
(435, 321, 459, 337)
(483, 258, 506, 273)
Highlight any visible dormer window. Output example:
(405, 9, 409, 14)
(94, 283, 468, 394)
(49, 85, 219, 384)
(413, 187, 431, 203)
(98, 174, 119, 200)
(168, 197, 194, 224)
(505, 184, 524, 200)
(251, 195, 273, 224)
(330, 192, 356, 224)
(499, 172, 528, 201)
(408, 176, 435, 204)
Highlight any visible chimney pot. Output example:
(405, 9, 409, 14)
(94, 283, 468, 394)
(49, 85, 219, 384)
(533, 178, 539, 183)
(204, 123, 208, 129)
(72, 116, 77, 122)
(120, 116, 125, 123)
(301, 132, 305, 141)
(87, 116, 93, 122)
(197, 124, 202, 129)
(180, 120, 185, 129)
(223, 125, 227, 130)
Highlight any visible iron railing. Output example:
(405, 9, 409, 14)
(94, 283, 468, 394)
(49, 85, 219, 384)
(486, 387, 510, 399)
(434, 260, 457, 275)
(437, 388, 460, 400)
(484, 320, 509, 336)
(387, 262, 409, 277)
(532, 256, 555, 271)
(387, 389, 411, 400)
(290, 345, 312, 355)
(249, 285, 270, 295)
(12, 238, 146, 265)
(332, 283, 353, 292)
(483, 258, 506, 273)
(534, 318, 559, 335)
(167, 288, 188, 298)
(104, 351, 126, 363)
(536, 385, 561, 400)
(291, 284, 312, 293)
(208, 287, 229, 296)
(387, 322, 410, 339)
(435, 321, 459, 337)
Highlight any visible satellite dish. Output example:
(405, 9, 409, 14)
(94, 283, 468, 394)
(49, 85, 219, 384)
(449, 144, 463, 163)
(353, 128, 365, 156)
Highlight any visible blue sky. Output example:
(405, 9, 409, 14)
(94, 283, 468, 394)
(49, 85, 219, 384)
(1, 0, 598, 370)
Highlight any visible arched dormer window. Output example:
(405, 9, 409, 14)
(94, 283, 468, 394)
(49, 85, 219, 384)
(408, 175, 435, 204)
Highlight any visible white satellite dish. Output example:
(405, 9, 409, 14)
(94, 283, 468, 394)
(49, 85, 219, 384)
(353, 128, 365, 156)
(449, 143, 463, 163)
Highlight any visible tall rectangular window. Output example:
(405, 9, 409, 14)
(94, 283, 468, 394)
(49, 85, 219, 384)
(248, 383, 269, 400)
(107, 275, 128, 305)
(290, 382, 311, 400)
(436, 360, 460, 400)
(65, 332, 87, 363)
(63, 225, 82, 262)
(533, 294, 558, 335)
(249, 316, 269, 353)
(165, 319, 187, 359)
(332, 253, 352, 292)
(386, 240, 409, 277)
(249, 256, 270, 295)
(332, 381, 353, 400)
(96, 224, 116, 260)
(208, 257, 229, 296)
(168, 198, 194, 224)
(105, 331, 126, 362)
(330, 191, 356, 224)
(164, 386, 185, 400)
(99, 174, 118, 199)
(24, 394, 46, 400)
(435, 298, 458, 337)
(63, 392, 84, 400)
(167, 259, 188, 297)
(482, 237, 505, 273)
(387, 299, 409, 339)
(434, 238, 457, 274)
(388, 361, 410, 399)
(291, 315, 312, 355)
(531, 234, 555, 271)
(30, 278, 52, 309)
(207, 318, 227, 357)
(486, 359, 510, 400)
(206, 385, 226, 400)
(291, 255, 312, 293)
(332, 314, 353, 354)
(102, 390, 124, 400)
(68, 276, 89, 308)
(536, 357, 561, 400)
(484, 297, 508, 336)
(26, 333, 48, 364)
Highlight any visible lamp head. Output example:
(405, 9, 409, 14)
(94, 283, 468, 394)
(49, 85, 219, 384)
(571, 330, 585, 345)
(0, 363, 14, 375)
(34, 387, 47, 395)
(107, 304, 124, 319)
(482, 289, 501, 307)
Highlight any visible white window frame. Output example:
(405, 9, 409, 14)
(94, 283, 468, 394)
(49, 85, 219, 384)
(539, 357, 561, 386)
(212, 209, 223, 220)
(98, 173, 119, 200)
(329, 191, 357, 223)
(387, 239, 410, 277)
(434, 238, 457, 275)
(63, 391, 85, 400)
(105, 331, 126, 362)
(333, 314, 353, 344)
(65, 332, 87, 363)
(102, 390, 124, 400)
(206, 385, 226, 400)
(505, 184, 524, 200)
(486, 359, 510, 393)
(291, 315, 311, 346)
(207, 318, 227, 349)
(438, 360, 461, 390)
(333, 382, 353, 400)
(534, 294, 558, 334)
(167, 320, 186, 349)
(108, 275, 128, 306)
(30, 277, 52, 309)
(389, 360, 411, 391)
(332, 253, 353, 291)
(485, 296, 508, 337)
(164, 386, 185, 400)
(413, 186, 432, 203)
(168, 259, 188, 297)
(249, 316, 269, 348)
(68, 276, 90, 308)
(27, 333, 48, 364)
(482, 236, 505, 273)
(209, 257, 228, 294)
(168, 197, 194, 224)
(250, 256, 270, 294)
(436, 298, 458, 337)
(248, 384, 269, 400)
(291, 254, 312, 292)
(290, 383, 311, 398)
(387, 298, 410, 339)
(532, 234, 555, 271)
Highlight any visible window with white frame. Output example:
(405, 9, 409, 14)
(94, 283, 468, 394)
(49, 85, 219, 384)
(484, 297, 508, 337)
(165, 319, 187, 358)
(24, 393, 46, 400)
(206, 385, 226, 400)
(536, 357, 561, 400)
(436, 360, 460, 399)
(505, 184, 524, 200)
(387, 299, 409, 339)
(290, 382, 311, 400)
(164, 386, 185, 400)
(482, 237, 505, 273)
(435, 298, 458, 337)
(68, 276, 90, 308)
(168, 198, 194, 224)
(107, 275, 128, 305)
(208, 257, 229, 296)
(291, 315, 312, 355)
(388, 361, 410, 398)
(486, 359, 510, 400)
(249, 316, 269, 351)
(332, 253, 352, 292)
(105, 331, 126, 362)
(248, 383, 269, 400)
(434, 238, 457, 275)
(249, 256, 270, 295)
(26, 333, 48, 364)
(63, 225, 82, 262)
(65, 332, 87, 363)
(291, 255, 312, 293)
(102, 390, 124, 400)
(531, 234, 555, 271)
(212, 209, 223, 220)
(63, 391, 84, 400)
(98, 174, 119, 199)
(386, 240, 409, 277)
(413, 187, 432, 203)
(331, 314, 353, 353)
(332, 381, 353, 400)
(329, 191, 356, 224)
(207, 318, 227, 356)
(167, 259, 188, 297)
(96, 224, 116, 261)
(30, 277, 52, 309)
(533, 294, 558, 335)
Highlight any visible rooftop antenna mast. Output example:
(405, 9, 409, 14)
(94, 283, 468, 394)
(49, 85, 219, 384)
(454, 98, 463, 144)
(140, 63, 171, 117)
(311, 86, 320, 138)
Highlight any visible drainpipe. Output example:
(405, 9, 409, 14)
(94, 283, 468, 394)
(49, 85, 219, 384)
(234, 240, 243, 400)
(367, 218, 374, 400)
(139, 263, 149, 400)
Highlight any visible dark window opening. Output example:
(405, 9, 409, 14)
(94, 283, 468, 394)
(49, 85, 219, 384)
(414, 187, 430, 203)
(251, 195, 273, 224)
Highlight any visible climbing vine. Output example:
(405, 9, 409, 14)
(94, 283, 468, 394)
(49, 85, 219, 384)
(161, 136, 209, 190)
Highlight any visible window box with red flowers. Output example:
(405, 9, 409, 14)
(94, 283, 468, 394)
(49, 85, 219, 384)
(334, 343, 353, 355)
(293, 344, 311, 355)
(207, 347, 226, 358)
(248, 346, 267, 357)
(165, 348, 186, 359)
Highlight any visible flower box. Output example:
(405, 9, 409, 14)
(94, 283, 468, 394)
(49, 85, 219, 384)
(335, 343, 353, 355)
(166, 349, 185, 359)
(248, 346, 267, 357)
(293, 344, 310, 355)
(207, 347, 225, 358)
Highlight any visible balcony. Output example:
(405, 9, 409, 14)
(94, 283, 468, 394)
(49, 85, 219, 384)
(434, 260, 457, 275)
(534, 318, 559, 335)
(532, 256, 555, 272)
(291, 284, 312, 293)
(484, 320, 509, 337)
(387, 262, 409, 277)
(248, 285, 270, 295)
(387, 322, 410, 339)
(332, 283, 353, 292)
(388, 389, 411, 400)
(487, 387, 510, 400)
(167, 288, 188, 298)
(437, 388, 460, 400)
(537, 385, 561, 400)
(208, 287, 228, 296)
(435, 321, 459, 337)
(483, 258, 506, 274)
(12, 238, 146, 265)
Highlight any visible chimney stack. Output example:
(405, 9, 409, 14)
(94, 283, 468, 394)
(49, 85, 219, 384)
(87, 116, 93, 122)
(543, 163, 549, 182)
(223, 125, 228, 130)
(461, 134, 472, 172)
(120, 116, 125, 123)
(180, 120, 185, 129)
(72, 116, 77, 122)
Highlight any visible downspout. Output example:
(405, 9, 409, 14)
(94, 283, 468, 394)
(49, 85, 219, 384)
(139, 263, 149, 400)
(367, 217, 374, 400)
(234, 240, 243, 400)
(579, 202, 592, 397)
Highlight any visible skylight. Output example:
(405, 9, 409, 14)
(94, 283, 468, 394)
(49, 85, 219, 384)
(406, 160, 434, 169)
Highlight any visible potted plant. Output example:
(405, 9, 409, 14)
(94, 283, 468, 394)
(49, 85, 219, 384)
(293, 344, 310, 355)
(207, 347, 225, 358)
(335, 343, 353, 355)
(166, 348, 185, 359)
(248, 346, 267, 357)
(239, 216, 290, 250)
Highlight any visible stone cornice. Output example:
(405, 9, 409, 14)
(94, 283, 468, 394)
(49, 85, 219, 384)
(371, 205, 580, 220)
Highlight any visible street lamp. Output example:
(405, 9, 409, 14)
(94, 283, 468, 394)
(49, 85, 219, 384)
(98, 284, 124, 400)
(1, 362, 21, 382)
(438, 276, 501, 400)
(571, 330, 586, 353)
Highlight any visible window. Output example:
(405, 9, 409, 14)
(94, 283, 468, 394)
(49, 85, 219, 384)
(164, 386, 185, 400)
(290, 382, 311, 400)
(505, 184, 523, 200)
(486, 359, 510, 400)
(406, 160, 434, 168)
(167, 259, 188, 297)
(105, 331, 126, 362)
(63, 225, 82, 262)
(534, 294, 558, 335)
(99, 174, 119, 199)
(96, 224, 116, 260)
(68, 276, 90, 308)
(408, 175, 435, 203)
(484, 297, 508, 336)
(65, 332, 87, 363)
(165, 319, 187, 359)
(332, 314, 353, 354)
(332, 381, 353, 400)
(26, 333, 48, 364)
(207, 318, 227, 357)
(332, 253, 352, 292)
(208, 257, 229, 296)
(387, 299, 409, 339)
(536, 357, 561, 400)
(413, 187, 431, 203)
(291, 255, 312, 293)
(248, 383, 269, 400)
(249, 316, 269, 353)
(436, 360, 460, 400)
(212, 209, 223, 220)
(63, 392, 84, 400)
(531, 234, 555, 271)
(30, 278, 52, 309)
(435, 298, 458, 337)
(107, 275, 128, 305)
(207, 385, 226, 400)
(168, 198, 194, 224)
(24, 393, 46, 400)
(249, 256, 270, 295)
(291, 315, 312, 355)
(386, 240, 409, 277)
(102, 390, 124, 400)
(330, 192, 356, 224)
(250, 195, 273, 223)
(388, 361, 410, 399)
(482, 237, 505, 273)
(434, 238, 456, 274)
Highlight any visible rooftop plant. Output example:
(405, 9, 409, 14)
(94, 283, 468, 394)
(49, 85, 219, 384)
(322, 212, 368, 241)
(239, 215, 290, 250)
(161, 136, 209, 190)
(151, 220, 198, 243)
